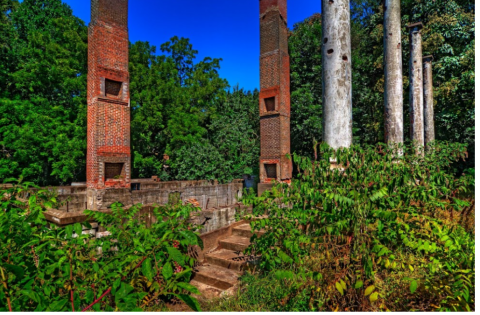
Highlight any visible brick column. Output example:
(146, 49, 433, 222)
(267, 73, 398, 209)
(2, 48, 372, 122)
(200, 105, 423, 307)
(87, 0, 131, 209)
(423, 55, 435, 147)
(383, 0, 403, 150)
(407, 22, 424, 156)
(258, 0, 292, 193)
(322, 0, 353, 151)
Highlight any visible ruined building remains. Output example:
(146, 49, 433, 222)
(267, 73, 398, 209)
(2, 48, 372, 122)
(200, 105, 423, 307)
(383, 0, 404, 147)
(258, 0, 292, 195)
(43, 0, 244, 235)
(408, 22, 424, 155)
(87, 0, 131, 209)
(423, 55, 435, 145)
(322, 0, 353, 152)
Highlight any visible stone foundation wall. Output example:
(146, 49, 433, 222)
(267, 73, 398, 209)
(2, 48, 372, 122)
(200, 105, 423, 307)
(43, 179, 243, 213)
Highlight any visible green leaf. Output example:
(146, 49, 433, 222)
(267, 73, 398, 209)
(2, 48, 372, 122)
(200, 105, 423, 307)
(49, 299, 69, 311)
(177, 282, 201, 295)
(65, 225, 73, 238)
(116, 282, 134, 300)
(364, 285, 375, 296)
(112, 278, 122, 295)
(74, 223, 82, 236)
(335, 282, 344, 296)
(162, 262, 173, 280)
(167, 246, 184, 265)
(3, 264, 24, 281)
(142, 258, 154, 282)
(278, 250, 293, 264)
(354, 281, 364, 289)
(175, 294, 201, 312)
(410, 280, 418, 294)
(274, 270, 294, 280)
(369, 292, 379, 302)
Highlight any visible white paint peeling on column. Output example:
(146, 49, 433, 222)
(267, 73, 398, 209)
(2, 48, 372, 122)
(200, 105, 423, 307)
(423, 55, 435, 146)
(384, 0, 403, 147)
(408, 22, 424, 156)
(322, 0, 352, 150)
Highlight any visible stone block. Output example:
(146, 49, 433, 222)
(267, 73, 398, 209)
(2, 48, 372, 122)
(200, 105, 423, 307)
(258, 183, 274, 197)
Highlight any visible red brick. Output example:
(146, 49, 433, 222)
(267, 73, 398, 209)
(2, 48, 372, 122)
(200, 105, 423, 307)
(87, 0, 131, 190)
(259, 0, 292, 183)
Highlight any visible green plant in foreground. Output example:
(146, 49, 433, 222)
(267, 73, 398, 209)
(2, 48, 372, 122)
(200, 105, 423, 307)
(242, 141, 474, 311)
(0, 180, 203, 311)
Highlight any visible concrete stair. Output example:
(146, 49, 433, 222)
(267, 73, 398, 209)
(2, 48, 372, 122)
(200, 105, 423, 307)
(232, 223, 266, 238)
(191, 223, 265, 299)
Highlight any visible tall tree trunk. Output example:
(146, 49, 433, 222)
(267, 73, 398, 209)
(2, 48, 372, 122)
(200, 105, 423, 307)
(322, 0, 352, 152)
(423, 55, 435, 148)
(384, 0, 404, 152)
(408, 22, 424, 156)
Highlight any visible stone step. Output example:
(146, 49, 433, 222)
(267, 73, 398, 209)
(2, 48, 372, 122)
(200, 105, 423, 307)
(192, 265, 242, 290)
(190, 280, 224, 299)
(232, 223, 266, 238)
(205, 248, 260, 271)
(219, 235, 251, 252)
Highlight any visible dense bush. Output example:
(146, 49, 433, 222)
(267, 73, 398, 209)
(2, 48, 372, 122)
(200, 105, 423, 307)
(0, 181, 203, 311)
(239, 142, 474, 311)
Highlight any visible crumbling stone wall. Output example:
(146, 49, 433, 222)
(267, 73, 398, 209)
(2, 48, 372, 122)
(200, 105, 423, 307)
(43, 180, 244, 213)
(87, 0, 131, 194)
(259, 0, 292, 184)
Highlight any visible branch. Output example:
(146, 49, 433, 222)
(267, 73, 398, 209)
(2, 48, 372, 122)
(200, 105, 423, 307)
(81, 287, 111, 312)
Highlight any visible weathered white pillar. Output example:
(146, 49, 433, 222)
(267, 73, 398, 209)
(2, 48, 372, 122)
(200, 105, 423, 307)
(423, 55, 435, 146)
(407, 22, 424, 156)
(383, 0, 403, 148)
(322, 0, 352, 151)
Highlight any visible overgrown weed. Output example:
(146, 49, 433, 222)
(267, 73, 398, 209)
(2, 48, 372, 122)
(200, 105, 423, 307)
(205, 142, 475, 312)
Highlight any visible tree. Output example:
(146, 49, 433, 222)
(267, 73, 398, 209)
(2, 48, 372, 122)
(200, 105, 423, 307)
(165, 87, 259, 182)
(289, 0, 474, 164)
(0, 0, 88, 185)
(289, 13, 324, 158)
(130, 37, 229, 180)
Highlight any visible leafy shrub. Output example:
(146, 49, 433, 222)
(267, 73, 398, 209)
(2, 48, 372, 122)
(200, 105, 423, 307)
(0, 181, 203, 311)
(242, 141, 474, 311)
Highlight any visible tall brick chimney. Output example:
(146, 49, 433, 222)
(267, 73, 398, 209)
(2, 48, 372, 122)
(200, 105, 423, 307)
(258, 0, 292, 194)
(87, 0, 131, 209)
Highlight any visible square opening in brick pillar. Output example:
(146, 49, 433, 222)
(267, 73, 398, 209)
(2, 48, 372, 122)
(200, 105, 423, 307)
(105, 79, 122, 98)
(265, 164, 277, 179)
(105, 163, 124, 179)
(264, 97, 276, 112)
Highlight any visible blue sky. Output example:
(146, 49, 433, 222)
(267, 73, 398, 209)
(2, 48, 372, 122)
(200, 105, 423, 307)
(62, 0, 321, 91)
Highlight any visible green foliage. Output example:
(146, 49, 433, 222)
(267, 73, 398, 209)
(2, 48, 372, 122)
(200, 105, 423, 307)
(130, 38, 229, 180)
(289, 14, 323, 158)
(0, 180, 203, 311)
(171, 87, 260, 182)
(0, 0, 87, 185)
(241, 142, 474, 311)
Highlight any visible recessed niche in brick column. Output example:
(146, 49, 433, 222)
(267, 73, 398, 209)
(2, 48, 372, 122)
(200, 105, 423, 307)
(87, 0, 131, 209)
(258, 0, 292, 190)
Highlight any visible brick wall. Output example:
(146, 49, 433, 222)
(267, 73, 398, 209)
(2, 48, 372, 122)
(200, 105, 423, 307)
(259, 0, 292, 183)
(87, 0, 131, 191)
